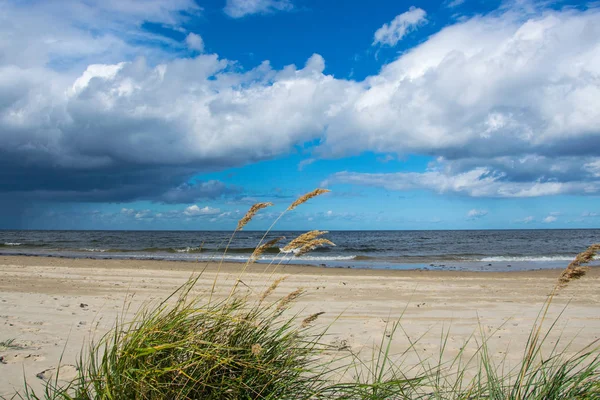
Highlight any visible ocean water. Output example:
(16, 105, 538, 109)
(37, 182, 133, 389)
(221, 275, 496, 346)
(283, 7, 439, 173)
(1, 230, 599, 272)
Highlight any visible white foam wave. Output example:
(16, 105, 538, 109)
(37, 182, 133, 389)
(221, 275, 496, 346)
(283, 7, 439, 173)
(80, 248, 107, 252)
(284, 255, 355, 261)
(175, 247, 202, 253)
(480, 255, 588, 262)
(3, 242, 22, 246)
(278, 247, 297, 254)
(194, 254, 356, 262)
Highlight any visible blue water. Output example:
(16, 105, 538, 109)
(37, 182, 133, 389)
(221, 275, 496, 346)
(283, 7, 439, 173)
(1, 230, 598, 271)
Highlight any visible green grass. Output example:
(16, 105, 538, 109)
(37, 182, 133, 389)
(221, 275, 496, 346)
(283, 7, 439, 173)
(24, 279, 333, 400)
(1, 338, 22, 350)
(17, 190, 600, 399)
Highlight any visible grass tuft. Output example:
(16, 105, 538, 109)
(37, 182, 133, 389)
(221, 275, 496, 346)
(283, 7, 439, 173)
(29, 285, 329, 399)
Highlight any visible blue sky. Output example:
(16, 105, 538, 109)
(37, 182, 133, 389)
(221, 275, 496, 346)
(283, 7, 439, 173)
(1, 0, 599, 230)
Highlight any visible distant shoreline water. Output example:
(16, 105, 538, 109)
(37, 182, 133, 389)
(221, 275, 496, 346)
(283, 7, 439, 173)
(1, 229, 598, 272)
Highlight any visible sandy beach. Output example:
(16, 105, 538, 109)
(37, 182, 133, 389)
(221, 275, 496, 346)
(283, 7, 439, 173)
(1, 255, 599, 397)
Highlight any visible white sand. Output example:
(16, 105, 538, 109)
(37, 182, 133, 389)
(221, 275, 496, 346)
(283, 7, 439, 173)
(1, 256, 599, 397)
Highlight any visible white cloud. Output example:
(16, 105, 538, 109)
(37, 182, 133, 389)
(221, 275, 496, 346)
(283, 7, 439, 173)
(377, 154, 395, 163)
(543, 215, 557, 223)
(373, 7, 427, 47)
(323, 168, 600, 197)
(518, 216, 535, 223)
(185, 33, 204, 52)
(325, 9, 600, 162)
(584, 160, 600, 177)
(297, 158, 315, 171)
(1, 2, 600, 201)
(446, 0, 466, 8)
(0, 0, 201, 69)
(115, 205, 228, 221)
(224, 0, 293, 18)
(467, 209, 488, 219)
(582, 211, 598, 217)
(183, 205, 220, 216)
(134, 209, 153, 220)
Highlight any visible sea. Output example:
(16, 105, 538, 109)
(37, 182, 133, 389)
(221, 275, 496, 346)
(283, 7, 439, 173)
(1, 229, 599, 272)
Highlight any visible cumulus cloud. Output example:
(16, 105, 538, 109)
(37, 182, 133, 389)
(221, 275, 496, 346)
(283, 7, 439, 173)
(326, 9, 600, 160)
(185, 33, 204, 52)
(224, 0, 293, 18)
(323, 168, 600, 197)
(134, 209, 153, 220)
(373, 7, 427, 46)
(0, 0, 201, 70)
(467, 209, 488, 219)
(1, 1, 600, 204)
(119, 205, 222, 221)
(183, 205, 220, 216)
(543, 215, 557, 223)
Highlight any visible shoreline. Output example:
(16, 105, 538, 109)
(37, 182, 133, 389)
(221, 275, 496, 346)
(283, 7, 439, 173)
(1, 256, 599, 396)
(0, 252, 587, 273)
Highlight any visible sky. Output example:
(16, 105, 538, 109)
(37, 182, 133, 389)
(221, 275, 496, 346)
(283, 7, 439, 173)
(1, 0, 600, 231)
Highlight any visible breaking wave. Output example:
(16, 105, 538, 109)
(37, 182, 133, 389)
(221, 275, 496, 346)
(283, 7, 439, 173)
(479, 255, 581, 262)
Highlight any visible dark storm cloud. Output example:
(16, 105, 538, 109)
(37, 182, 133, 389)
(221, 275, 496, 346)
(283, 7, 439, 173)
(0, 159, 235, 204)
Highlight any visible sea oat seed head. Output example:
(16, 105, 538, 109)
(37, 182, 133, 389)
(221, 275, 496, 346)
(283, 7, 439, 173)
(558, 243, 600, 288)
(287, 189, 330, 211)
(250, 236, 285, 263)
(301, 312, 325, 327)
(295, 238, 336, 257)
(277, 288, 304, 310)
(259, 276, 288, 303)
(282, 230, 329, 252)
(237, 202, 273, 231)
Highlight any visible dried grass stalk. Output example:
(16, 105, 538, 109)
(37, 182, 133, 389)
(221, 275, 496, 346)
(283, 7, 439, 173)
(237, 202, 273, 231)
(301, 312, 325, 328)
(287, 189, 330, 211)
(249, 236, 285, 263)
(282, 230, 329, 252)
(277, 288, 304, 310)
(558, 243, 600, 287)
(259, 276, 288, 303)
(295, 238, 335, 257)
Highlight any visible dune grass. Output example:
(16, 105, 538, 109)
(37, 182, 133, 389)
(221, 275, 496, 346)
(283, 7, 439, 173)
(18, 189, 600, 399)
(27, 282, 330, 399)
